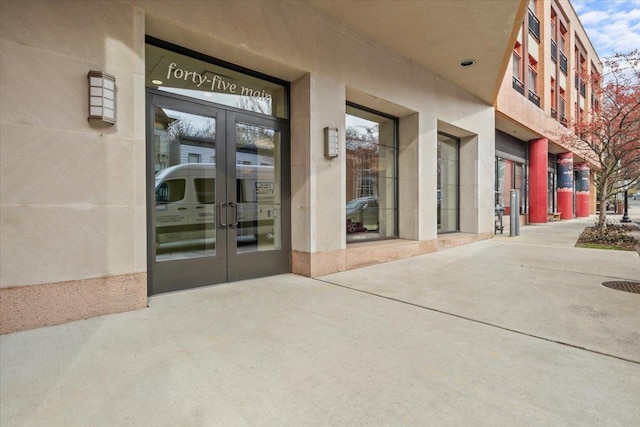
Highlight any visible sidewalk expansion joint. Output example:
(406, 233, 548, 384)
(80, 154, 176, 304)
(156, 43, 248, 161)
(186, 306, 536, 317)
(313, 278, 640, 366)
(481, 259, 639, 283)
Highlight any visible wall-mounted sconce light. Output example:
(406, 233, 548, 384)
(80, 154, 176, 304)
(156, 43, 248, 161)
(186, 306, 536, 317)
(324, 127, 339, 159)
(88, 71, 116, 124)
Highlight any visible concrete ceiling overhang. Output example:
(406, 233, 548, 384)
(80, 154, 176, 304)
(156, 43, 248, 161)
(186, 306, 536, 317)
(495, 113, 541, 142)
(496, 113, 593, 164)
(308, 0, 527, 105)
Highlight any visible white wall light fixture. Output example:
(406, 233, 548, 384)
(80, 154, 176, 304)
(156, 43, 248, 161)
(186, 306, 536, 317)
(324, 127, 339, 159)
(88, 71, 116, 124)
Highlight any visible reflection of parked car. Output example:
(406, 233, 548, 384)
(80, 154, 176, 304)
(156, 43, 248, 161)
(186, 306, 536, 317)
(346, 197, 379, 233)
(155, 163, 275, 249)
(633, 192, 640, 200)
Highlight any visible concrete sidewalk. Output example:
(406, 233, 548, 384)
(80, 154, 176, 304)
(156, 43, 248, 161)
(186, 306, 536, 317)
(2, 216, 639, 426)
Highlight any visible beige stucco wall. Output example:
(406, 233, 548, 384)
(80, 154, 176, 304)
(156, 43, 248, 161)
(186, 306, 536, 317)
(0, 0, 148, 332)
(0, 0, 147, 288)
(1, 0, 497, 330)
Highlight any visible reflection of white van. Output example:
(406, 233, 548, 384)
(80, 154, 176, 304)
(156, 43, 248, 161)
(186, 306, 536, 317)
(154, 163, 276, 250)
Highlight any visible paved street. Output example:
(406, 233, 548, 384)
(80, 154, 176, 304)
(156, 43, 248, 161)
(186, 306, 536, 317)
(1, 212, 639, 426)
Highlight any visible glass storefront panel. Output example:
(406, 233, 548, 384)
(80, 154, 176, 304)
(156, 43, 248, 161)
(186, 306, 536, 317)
(515, 163, 526, 214)
(146, 43, 287, 119)
(234, 122, 282, 253)
(438, 133, 460, 233)
(496, 157, 527, 215)
(153, 108, 217, 261)
(345, 104, 397, 242)
(548, 171, 556, 213)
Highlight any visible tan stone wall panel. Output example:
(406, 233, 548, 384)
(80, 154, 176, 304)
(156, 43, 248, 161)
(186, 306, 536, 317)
(0, 273, 147, 334)
(1, 206, 138, 287)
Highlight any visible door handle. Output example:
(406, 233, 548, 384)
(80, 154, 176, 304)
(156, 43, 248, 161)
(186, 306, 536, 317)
(177, 207, 187, 211)
(219, 202, 227, 228)
(228, 202, 239, 228)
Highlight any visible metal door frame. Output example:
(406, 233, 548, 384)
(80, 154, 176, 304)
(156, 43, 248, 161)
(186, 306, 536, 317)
(146, 90, 291, 295)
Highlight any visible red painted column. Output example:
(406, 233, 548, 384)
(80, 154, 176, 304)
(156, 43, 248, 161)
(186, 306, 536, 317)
(556, 152, 574, 220)
(529, 138, 549, 223)
(575, 163, 590, 217)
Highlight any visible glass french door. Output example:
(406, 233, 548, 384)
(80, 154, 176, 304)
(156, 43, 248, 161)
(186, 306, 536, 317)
(147, 92, 290, 295)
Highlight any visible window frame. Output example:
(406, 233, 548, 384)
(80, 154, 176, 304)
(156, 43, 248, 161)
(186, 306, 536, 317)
(527, 55, 540, 107)
(528, 55, 538, 94)
(345, 102, 399, 243)
(495, 157, 528, 216)
(513, 41, 524, 82)
(437, 132, 460, 234)
(559, 88, 567, 125)
(512, 40, 525, 95)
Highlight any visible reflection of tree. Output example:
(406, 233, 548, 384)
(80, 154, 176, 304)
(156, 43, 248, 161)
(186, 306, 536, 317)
(496, 159, 506, 206)
(346, 125, 379, 199)
(168, 118, 216, 142)
(236, 96, 272, 116)
(236, 123, 274, 148)
(346, 125, 379, 151)
(166, 117, 217, 167)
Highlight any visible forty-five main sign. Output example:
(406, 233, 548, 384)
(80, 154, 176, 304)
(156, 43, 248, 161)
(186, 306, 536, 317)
(166, 63, 272, 99)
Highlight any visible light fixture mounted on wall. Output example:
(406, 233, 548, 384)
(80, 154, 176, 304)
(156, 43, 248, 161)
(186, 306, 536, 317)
(88, 70, 116, 125)
(324, 127, 339, 159)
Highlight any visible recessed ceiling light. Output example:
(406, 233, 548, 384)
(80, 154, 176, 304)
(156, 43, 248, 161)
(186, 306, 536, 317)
(152, 79, 164, 85)
(459, 59, 475, 67)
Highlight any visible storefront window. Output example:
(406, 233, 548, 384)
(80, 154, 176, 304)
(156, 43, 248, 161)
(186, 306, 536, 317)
(438, 133, 460, 233)
(145, 42, 288, 119)
(548, 171, 556, 213)
(345, 104, 397, 242)
(515, 163, 527, 213)
(496, 157, 528, 215)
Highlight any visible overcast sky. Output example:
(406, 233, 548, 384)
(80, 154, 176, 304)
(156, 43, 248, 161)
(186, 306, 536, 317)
(572, 0, 640, 59)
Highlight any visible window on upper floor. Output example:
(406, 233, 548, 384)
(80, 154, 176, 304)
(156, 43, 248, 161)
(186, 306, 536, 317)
(550, 11, 558, 62)
(591, 69, 601, 111)
(528, 56, 540, 107)
(513, 42, 523, 79)
(551, 77, 557, 118)
(528, 56, 538, 92)
(559, 88, 567, 126)
(512, 41, 525, 95)
(528, 0, 540, 41)
(559, 51, 568, 75)
(559, 25, 568, 74)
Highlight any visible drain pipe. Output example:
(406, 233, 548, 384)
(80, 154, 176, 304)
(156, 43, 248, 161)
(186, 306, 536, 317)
(510, 189, 520, 237)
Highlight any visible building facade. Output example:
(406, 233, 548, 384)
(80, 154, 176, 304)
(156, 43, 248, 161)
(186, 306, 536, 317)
(495, 0, 602, 225)
(0, 0, 526, 333)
